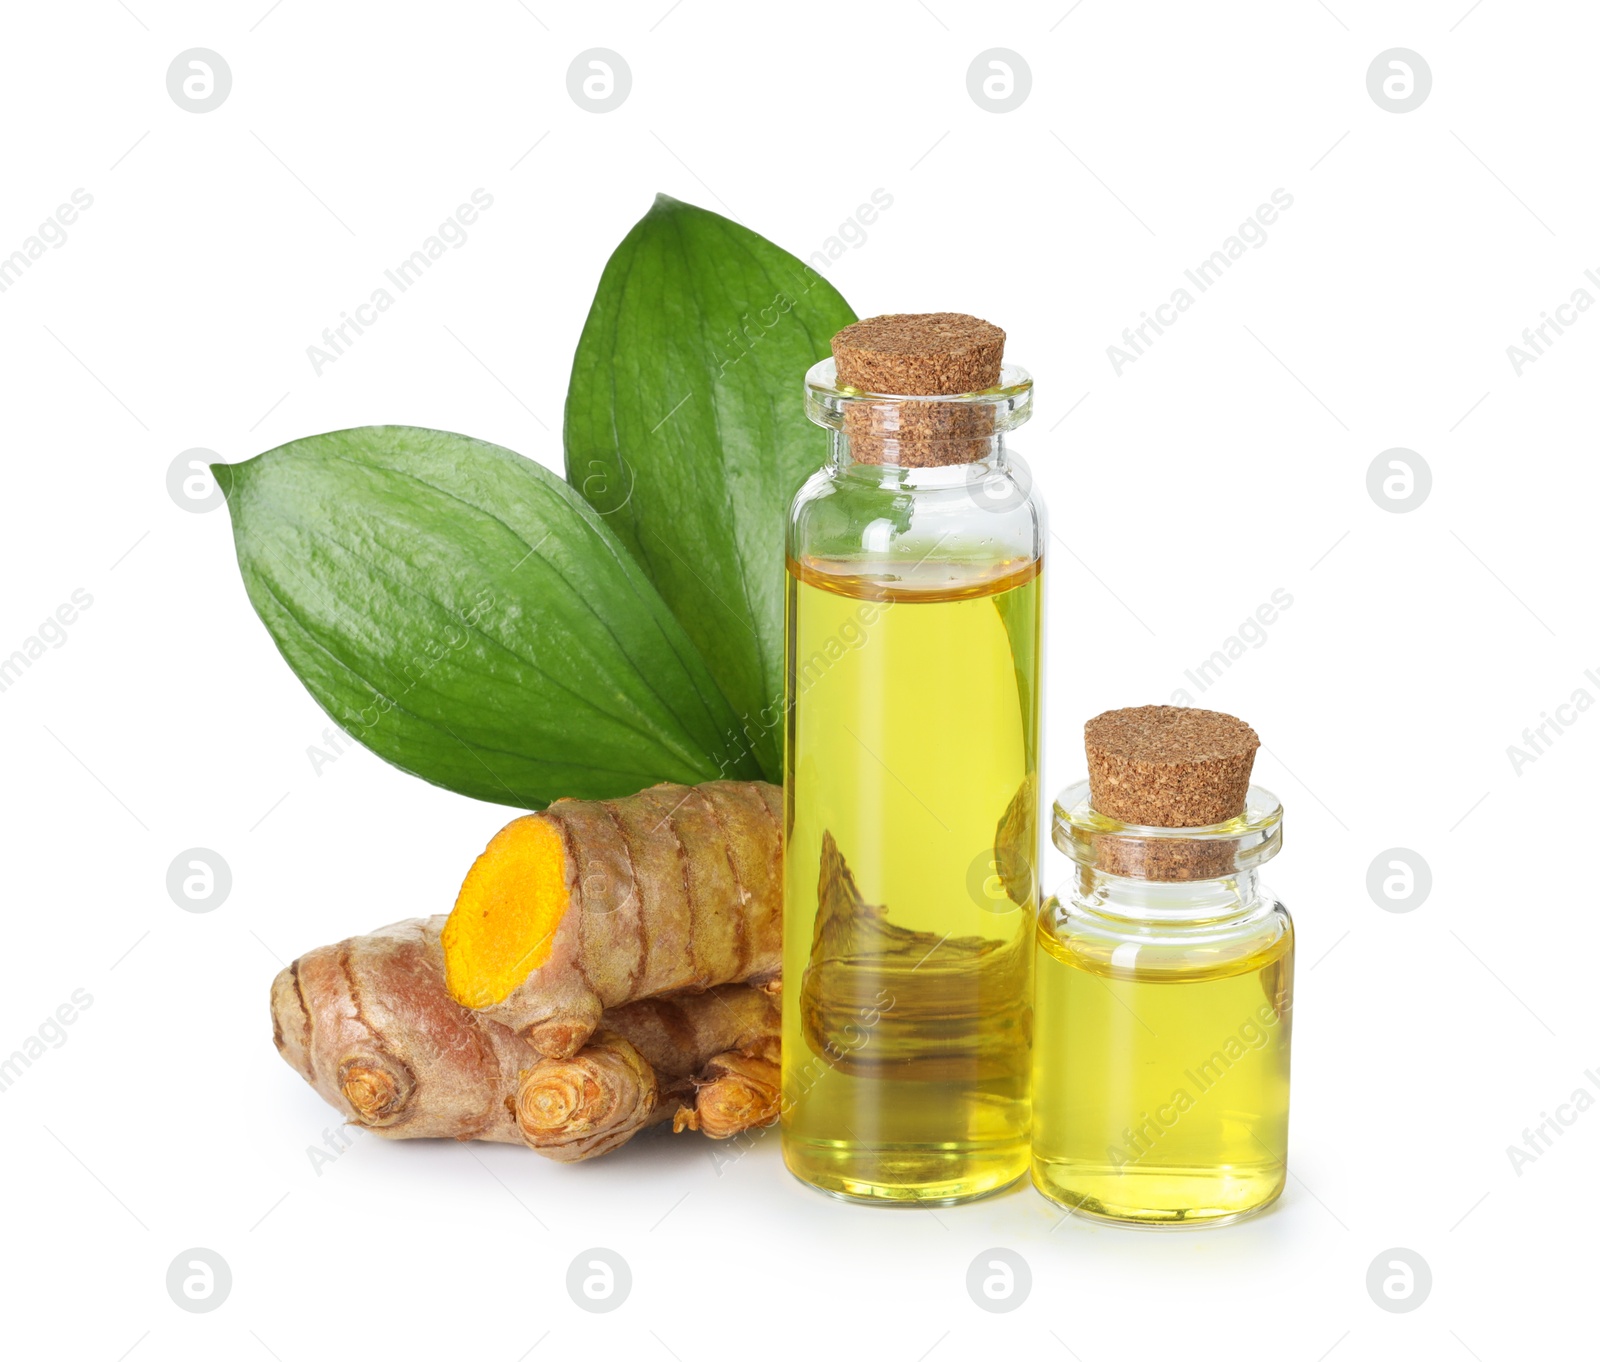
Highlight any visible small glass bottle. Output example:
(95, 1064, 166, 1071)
(1031, 708, 1293, 1226)
(781, 314, 1045, 1204)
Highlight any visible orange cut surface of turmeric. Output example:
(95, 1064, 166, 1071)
(440, 780, 783, 1057)
(441, 815, 569, 1008)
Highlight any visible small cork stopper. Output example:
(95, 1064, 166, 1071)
(830, 314, 1006, 469)
(832, 313, 1005, 396)
(1085, 706, 1260, 829)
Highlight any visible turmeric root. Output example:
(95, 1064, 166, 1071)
(441, 779, 782, 1057)
(272, 916, 780, 1161)
(674, 1036, 781, 1140)
(274, 916, 526, 1143)
(516, 1031, 668, 1161)
(520, 986, 778, 1161)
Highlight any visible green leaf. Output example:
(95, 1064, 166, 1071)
(216, 425, 760, 809)
(564, 194, 857, 780)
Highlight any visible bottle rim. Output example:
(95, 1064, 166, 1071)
(1052, 779, 1284, 880)
(803, 358, 1034, 432)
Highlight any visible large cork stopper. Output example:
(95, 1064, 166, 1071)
(830, 313, 1006, 467)
(1083, 706, 1261, 881)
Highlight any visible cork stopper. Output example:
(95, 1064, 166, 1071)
(1085, 706, 1260, 828)
(832, 314, 1005, 396)
(829, 314, 1006, 468)
(1081, 706, 1262, 881)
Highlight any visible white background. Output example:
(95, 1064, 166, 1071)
(2, 2, 1595, 1359)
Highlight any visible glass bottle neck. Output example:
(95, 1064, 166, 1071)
(1067, 865, 1264, 928)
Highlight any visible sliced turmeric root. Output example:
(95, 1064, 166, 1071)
(442, 815, 570, 1008)
(272, 915, 781, 1161)
(441, 779, 782, 1057)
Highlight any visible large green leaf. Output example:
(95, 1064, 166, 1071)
(564, 195, 857, 780)
(216, 426, 760, 808)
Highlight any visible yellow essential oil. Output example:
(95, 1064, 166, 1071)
(1031, 910, 1293, 1224)
(781, 554, 1040, 1204)
(1031, 710, 1293, 1229)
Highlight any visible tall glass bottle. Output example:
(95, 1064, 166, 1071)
(781, 317, 1045, 1204)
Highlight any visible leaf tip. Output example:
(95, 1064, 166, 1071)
(210, 459, 240, 504)
(650, 191, 690, 217)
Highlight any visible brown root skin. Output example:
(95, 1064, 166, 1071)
(517, 1031, 667, 1162)
(272, 916, 781, 1162)
(604, 986, 777, 1075)
(442, 780, 783, 1058)
(271, 915, 528, 1144)
(677, 1038, 781, 1139)
(515, 986, 780, 1158)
